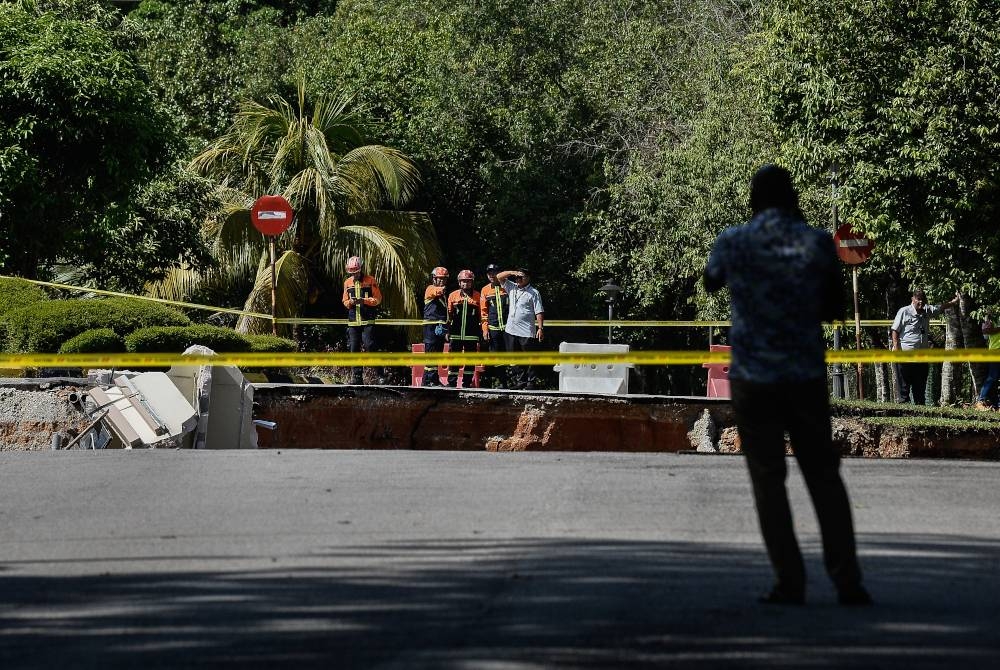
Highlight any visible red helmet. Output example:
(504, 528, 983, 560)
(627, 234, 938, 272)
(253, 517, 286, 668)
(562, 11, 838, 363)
(431, 266, 449, 279)
(346, 256, 363, 273)
(457, 269, 475, 282)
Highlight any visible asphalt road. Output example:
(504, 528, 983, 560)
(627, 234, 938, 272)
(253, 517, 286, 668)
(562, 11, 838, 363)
(1, 451, 998, 669)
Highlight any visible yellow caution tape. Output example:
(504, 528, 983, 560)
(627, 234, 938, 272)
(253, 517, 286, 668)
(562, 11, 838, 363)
(3, 348, 1000, 370)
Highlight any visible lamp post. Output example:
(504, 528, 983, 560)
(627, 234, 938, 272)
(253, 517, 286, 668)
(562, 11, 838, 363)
(599, 280, 622, 344)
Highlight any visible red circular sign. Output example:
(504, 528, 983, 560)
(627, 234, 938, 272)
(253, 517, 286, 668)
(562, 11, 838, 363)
(833, 224, 873, 264)
(250, 195, 294, 236)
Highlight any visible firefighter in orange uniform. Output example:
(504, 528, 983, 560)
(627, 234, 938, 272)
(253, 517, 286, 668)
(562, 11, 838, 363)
(421, 266, 450, 386)
(447, 270, 482, 388)
(479, 263, 507, 387)
(342, 256, 382, 384)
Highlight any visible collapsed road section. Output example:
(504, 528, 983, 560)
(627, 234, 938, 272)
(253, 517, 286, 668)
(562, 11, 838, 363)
(1, 352, 257, 450)
(5, 379, 1000, 458)
(251, 384, 736, 452)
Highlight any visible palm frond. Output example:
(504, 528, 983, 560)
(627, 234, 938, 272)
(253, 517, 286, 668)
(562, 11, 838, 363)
(327, 211, 440, 319)
(335, 145, 423, 211)
(236, 250, 310, 334)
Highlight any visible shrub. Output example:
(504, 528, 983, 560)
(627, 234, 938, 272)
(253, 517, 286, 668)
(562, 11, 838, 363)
(125, 325, 252, 353)
(244, 334, 297, 353)
(3, 298, 190, 353)
(0, 278, 50, 348)
(0, 277, 49, 316)
(59, 329, 126, 354)
(99, 297, 191, 333)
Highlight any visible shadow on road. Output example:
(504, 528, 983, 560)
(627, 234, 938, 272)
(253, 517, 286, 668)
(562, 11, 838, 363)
(1, 533, 997, 668)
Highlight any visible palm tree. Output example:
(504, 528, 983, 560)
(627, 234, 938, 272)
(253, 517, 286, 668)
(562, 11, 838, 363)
(151, 81, 440, 336)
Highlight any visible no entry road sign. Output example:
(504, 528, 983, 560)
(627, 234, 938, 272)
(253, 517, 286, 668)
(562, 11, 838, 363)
(833, 224, 873, 264)
(250, 195, 294, 236)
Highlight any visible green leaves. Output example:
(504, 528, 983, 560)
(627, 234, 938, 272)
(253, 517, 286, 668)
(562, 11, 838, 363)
(751, 0, 1000, 304)
(0, 0, 183, 281)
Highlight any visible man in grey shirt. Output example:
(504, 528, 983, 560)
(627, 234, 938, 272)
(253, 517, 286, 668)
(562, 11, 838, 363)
(496, 268, 544, 389)
(891, 288, 960, 404)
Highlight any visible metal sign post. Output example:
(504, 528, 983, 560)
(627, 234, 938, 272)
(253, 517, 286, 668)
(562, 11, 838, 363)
(834, 224, 874, 401)
(250, 195, 295, 336)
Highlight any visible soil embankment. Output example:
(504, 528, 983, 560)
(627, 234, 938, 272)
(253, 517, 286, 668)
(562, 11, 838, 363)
(252, 384, 1000, 459)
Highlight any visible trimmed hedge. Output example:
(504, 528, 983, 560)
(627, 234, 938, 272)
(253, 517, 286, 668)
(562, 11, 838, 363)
(59, 328, 126, 354)
(125, 325, 252, 353)
(244, 334, 297, 353)
(0, 277, 49, 316)
(3, 298, 190, 353)
(0, 278, 50, 348)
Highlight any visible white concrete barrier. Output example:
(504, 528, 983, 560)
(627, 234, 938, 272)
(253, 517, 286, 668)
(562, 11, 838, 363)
(553, 342, 632, 395)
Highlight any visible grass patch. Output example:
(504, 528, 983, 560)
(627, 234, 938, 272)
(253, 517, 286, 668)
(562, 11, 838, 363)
(833, 399, 1000, 423)
(861, 416, 1000, 432)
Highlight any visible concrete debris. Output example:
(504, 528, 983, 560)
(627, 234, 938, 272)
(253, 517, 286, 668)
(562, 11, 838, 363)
(688, 408, 719, 453)
(0, 385, 90, 451)
(2, 357, 257, 450)
(166, 346, 257, 449)
(77, 372, 197, 449)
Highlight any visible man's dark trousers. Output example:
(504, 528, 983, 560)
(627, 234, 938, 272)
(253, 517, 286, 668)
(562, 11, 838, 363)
(347, 324, 375, 384)
(730, 377, 863, 596)
(422, 325, 446, 386)
(899, 362, 929, 405)
(505, 332, 538, 388)
(483, 330, 507, 387)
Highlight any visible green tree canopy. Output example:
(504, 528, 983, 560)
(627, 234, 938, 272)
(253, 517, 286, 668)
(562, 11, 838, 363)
(0, 0, 176, 277)
(751, 0, 1000, 306)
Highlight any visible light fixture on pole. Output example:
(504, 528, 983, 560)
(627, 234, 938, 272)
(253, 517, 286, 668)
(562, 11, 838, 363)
(599, 280, 622, 344)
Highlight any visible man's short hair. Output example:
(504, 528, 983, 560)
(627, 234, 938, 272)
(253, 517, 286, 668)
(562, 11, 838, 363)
(913, 289, 927, 300)
(517, 267, 530, 276)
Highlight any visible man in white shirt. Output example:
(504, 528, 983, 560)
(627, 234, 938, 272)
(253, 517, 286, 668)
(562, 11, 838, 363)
(890, 288, 960, 404)
(496, 268, 545, 390)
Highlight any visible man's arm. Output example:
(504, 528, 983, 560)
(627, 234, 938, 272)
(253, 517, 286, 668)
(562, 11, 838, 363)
(496, 270, 519, 282)
(535, 311, 545, 341)
(365, 280, 382, 306)
(342, 280, 354, 308)
(890, 308, 904, 350)
(938, 292, 961, 311)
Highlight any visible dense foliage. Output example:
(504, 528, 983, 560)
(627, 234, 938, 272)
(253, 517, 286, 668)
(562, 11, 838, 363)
(244, 334, 297, 353)
(0, 277, 49, 316)
(0, 0, 215, 288)
(3, 0, 998, 397)
(752, 0, 1000, 312)
(59, 328, 126, 354)
(124, 324, 253, 353)
(2, 297, 190, 352)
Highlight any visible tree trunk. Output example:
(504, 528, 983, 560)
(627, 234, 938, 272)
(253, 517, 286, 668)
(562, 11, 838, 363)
(869, 324, 890, 402)
(940, 311, 960, 406)
(873, 363, 889, 402)
(961, 295, 986, 397)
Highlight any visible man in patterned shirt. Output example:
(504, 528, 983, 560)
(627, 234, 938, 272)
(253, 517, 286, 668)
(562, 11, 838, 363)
(704, 164, 871, 607)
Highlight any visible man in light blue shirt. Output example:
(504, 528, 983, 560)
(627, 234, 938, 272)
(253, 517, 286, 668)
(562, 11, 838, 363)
(496, 268, 544, 389)
(890, 289, 960, 404)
